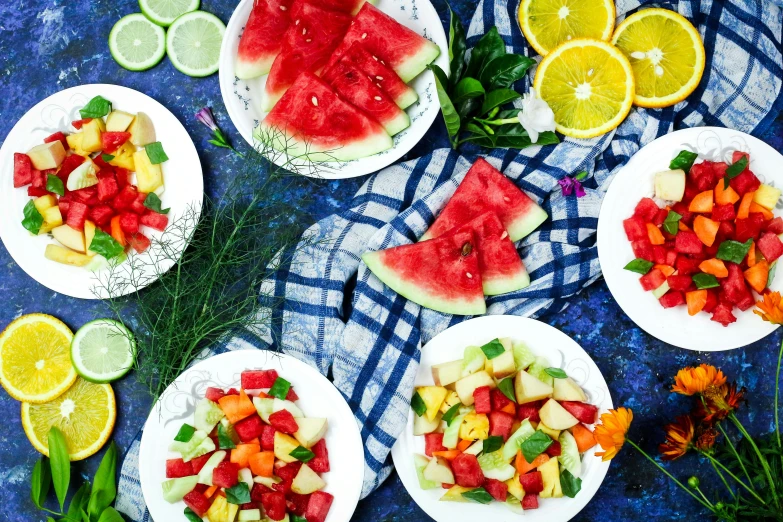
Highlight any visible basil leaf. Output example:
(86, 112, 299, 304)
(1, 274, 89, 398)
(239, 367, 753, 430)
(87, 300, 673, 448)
(291, 515, 308, 522)
(217, 423, 236, 450)
(174, 424, 196, 442)
(67, 481, 91, 521)
(724, 156, 749, 188)
(144, 142, 169, 164)
(623, 258, 654, 275)
(89, 229, 124, 260)
(452, 77, 485, 103)
(480, 89, 521, 116)
(461, 487, 494, 504)
(411, 391, 427, 417)
(268, 377, 291, 400)
(184, 507, 202, 522)
(80, 95, 112, 119)
(480, 339, 505, 359)
(101, 154, 115, 162)
(520, 430, 553, 463)
(560, 468, 582, 498)
(662, 211, 683, 236)
(48, 426, 71, 511)
(225, 482, 251, 504)
(482, 435, 503, 454)
(669, 150, 699, 172)
(30, 457, 51, 509)
(88, 442, 117, 519)
(289, 445, 316, 463)
(692, 273, 720, 290)
(46, 174, 65, 196)
(716, 239, 753, 265)
(544, 367, 568, 379)
(768, 261, 777, 287)
(442, 403, 461, 425)
(447, 7, 466, 89)
(465, 27, 505, 79)
(480, 54, 536, 91)
(430, 64, 461, 148)
(498, 377, 516, 403)
(144, 193, 170, 214)
(22, 200, 44, 235)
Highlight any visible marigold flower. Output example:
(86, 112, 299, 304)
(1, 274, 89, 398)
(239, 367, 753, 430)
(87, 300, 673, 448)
(755, 291, 783, 324)
(659, 415, 694, 460)
(695, 382, 746, 423)
(671, 364, 727, 396)
(694, 425, 719, 451)
(594, 407, 633, 461)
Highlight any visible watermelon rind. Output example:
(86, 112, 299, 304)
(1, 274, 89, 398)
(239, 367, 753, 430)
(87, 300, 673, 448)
(396, 40, 441, 83)
(255, 124, 392, 163)
(395, 88, 420, 111)
(484, 269, 530, 296)
(506, 205, 548, 243)
(235, 0, 291, 80)
(385, 112, 411, 137)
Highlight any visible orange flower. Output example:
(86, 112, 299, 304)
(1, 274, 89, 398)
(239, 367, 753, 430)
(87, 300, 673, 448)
(659, 415, 694, 460)
(671, 364, 727, 396)
(695, 382, 746, 423)
(755, 291, 783, 324)
(694, 425, 719, 451)
(594, 407, 633, 461)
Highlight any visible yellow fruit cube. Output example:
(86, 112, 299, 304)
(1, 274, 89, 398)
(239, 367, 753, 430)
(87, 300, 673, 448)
(133, 148, 163, 193)
(44, 244, 90, 266)
(66, 134, 90, 157)
(417, 386, 448, 421)
(538, 457, 563, 498)
(34, 195, 57, 213)
(459, 412, 489, 440)
(27, 141, 66, 170)
(506, 472, 525, 500)
(274, 432, 300, 463)
(537, 423, 561, 441)
(81, 118, 106, 153)
(753, 184, 781, 210)
(439, 391, 461, 414)
(205, 495, 238, 522)
(440, 485, 472, 502)
(106, 110, 135, 132)
(39, 207, 63, 235)
(109, 142, 137, 171)
(84, 221, 97, 257)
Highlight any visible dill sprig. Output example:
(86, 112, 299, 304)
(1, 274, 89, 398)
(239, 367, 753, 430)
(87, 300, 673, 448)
(93, 129, 328, 398)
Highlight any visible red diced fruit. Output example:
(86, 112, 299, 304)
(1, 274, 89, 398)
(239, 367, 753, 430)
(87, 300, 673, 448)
(119, 212, 140, 235)
(59, 200, 70, 220)
(286, 388, 299, 401)
(522, 493, 539, 509)
(675, 231, 704, 255)
(473, 386, 491, 414)
(268, 410, 299, 434)
(261, 424, 276, 451)
(305, 491, 334, 522)
(545, 440, 562, 457)
(251, 483, 271, 502)
(234, 414, 265, 442)
(711, 303, 737, 327)
(623, 216, 648, 241)
(182, 491, 211, 517)
(58, 155, 85, 183)
(31, 169, 46, 189)
(667, 275, 691, 292)
(424, 433, 445, 457)
(115, 167, 130, 188)
(66, 201, 89, 230)
(634, 198, 660, 222)
(130, 192, 148, 214)
(13, 153, 33, 187)
(559, 401, 598, 424)
(711, 204, 736, 222)
(44, 131, 69, 150)
(276, 462, 302, 485)
(676, 257, 702, 276)
(212, 461, 239, 488)
(659, 291, 686, 309)
(287, 493, 311, 516)
(190, 452, 214, 474)
(653, 246, 667, 265)
(166, 458, 194, 478)
(72, 118, 91, 129)
(451, 453, 484, 488)
(97, 175, 119, 202)
(735, 215, 765, 243)
(241, 369, 279, 389)
(519, 472, 544, 494)
(729, 169, 761, 196)
(704, 289, 719, 313)
(631, 239, 654, 262)
(766, 217, 783, 235)
(517, 402, 541, 423)
(483, 478, 508, 502)
(128, 233, 151, 253)
(491, 388, 512, 411)
(112, 185, 139, 211)
(309, 438, 330, 473)
(101, 131, 132, 153)
(262, 492, 287, 521)
(89, 205, 114, 226)
(653, 208, 669, 226)
(758, 233, 783, 263)
(141, 211, 169, 231)
(639, 269, 666, 291)
(488, 411, 515, 441)
(672, 202, 694, 226)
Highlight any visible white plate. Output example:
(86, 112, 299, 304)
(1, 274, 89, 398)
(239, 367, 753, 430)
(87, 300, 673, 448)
(597, 127, 781, 351)
(391, 315, 613, 522)
(218, 0, 448, 179)
(139, 349, 364, 522)
(0, 84, 203, 300)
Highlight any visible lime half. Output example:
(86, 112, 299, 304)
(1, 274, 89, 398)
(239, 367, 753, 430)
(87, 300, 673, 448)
(109, 13, 166, 71)
(166, 11, 226, 77)
(71, 319, 136, 383)
(140, 0, 201, 27)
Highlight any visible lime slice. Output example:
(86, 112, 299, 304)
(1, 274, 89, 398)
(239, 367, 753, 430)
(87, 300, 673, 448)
(166, 11, 226, 77)
(70, 319, 136, 383)
(139, 0, 201, 27)
(109, 13, 166, 71)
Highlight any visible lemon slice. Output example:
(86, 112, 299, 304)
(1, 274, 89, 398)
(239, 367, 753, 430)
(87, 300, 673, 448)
(611, 8, 705, 108)
(533, 38, 635, 139)
(0, 314, 77, 403)
(22, 378, 116, 461)
(519, 0, 615, 56)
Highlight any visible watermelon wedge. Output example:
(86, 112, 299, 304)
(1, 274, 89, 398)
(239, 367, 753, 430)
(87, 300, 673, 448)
(324, 3, 441, 83)
(362, 229, 486, 315)
(315, 0, 377, 15)
(235, 0, 294, 79)
(257, 71, 393, 162)
(261, 3, 352, 111)
(323, 58, 410, 136)
(422, 159, 548, 242)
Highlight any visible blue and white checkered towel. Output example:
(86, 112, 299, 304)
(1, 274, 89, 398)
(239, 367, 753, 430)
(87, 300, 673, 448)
(117, 0, 783, 518)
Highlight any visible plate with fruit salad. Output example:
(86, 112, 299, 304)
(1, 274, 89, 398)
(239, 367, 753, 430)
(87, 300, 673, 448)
(598, 127, 783, 351)
(139, 349, 364, 522)
(0, 84, 203, 299)
(391, 315, 613, 522)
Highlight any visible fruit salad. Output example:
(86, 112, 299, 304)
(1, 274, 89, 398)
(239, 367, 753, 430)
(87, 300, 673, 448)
(162, 369, 334, 522)
(12, 95, 170, 269)
(410, 339, 599, 511)
(623, 150, 779, 326)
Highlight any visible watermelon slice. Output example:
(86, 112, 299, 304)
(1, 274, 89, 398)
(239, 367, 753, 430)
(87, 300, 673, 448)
(257, 71, 392, 162)
(362, 229, 486, 315)
(324, 3, 441, 83)
(315, 0, 377, 15)
(261, 3, 352, 111)
(235, 0, 294, 79)
(322, 57, 410, 136)
(422, 158, 548, 242)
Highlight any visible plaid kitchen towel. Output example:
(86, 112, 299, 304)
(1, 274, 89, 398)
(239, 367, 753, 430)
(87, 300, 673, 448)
(116, 0, 783, 518)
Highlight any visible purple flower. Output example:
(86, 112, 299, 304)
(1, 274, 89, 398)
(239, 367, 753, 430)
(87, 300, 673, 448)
(559, 176, 586, 198)
(195, 107, 219, 132)
(195, 107, 243, 157)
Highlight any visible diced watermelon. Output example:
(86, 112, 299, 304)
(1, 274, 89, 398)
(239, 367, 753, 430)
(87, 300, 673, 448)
(286, 388, 299, 401)
(72, 118, 91, 129)
(212, 461, 239, 488)
(241, 369, 279, 389)
(758, 232, 783, 263)
(735, 215, 766, 243)
(115, 167, 130, 188)
(251, 483, 272, 502)
(424, 433, 445, 457)
(119, 212, 139, 235)
(559, 401, 598, 424)
(128, 233, 151, 253)
(545, 440, 562, 457)
(675, 231, 704, 255)
(287, 493, 311, 516)
(57, 154, 85, 184)
(183, 491, 211, 517)
(522, 493, 539, 509)
(260, 424, 276, 451)
(234, 414, 265, 442)
(28, 186, 50, 197)
(166, 458, 194, 478)
(634, 198, 660, 222)
(766, 217, 783, 235)
(491, 388, 512, 411)
(89, 205, 114, 226)
(129, 192, 148, 214)
(262, 492, 287, 521)
(112, 185, 139, 212)
(451, 453, 484, 488)
(483, 478, 508, 502)
(729, 169, 760, 196)
(190, 451, 215, 474)
(689, 162, 716, 191)
(269, 410, 299, 434)
(666, 275, 692, 292)
(101, 131, 132, 153)
(305, 491, 334, 522)
(653, 246, 668, 265)
(660, 291, 686, 309)
(711, 303, 737, 327)
(309, 438, 330, 473)
(473, 386, 491, 414)
(703, 288, 720, 313)
(666, 250, 678, 267)
(66, 201, 89, 230)
(13, 153, 33, 187)
(71, 186, 98, 206)
(672, 202, 694, 226)
(519, 472, 544, 494)
(711, 204, 736, 222)
(44, 131, 69, 150)
(653, 208, 669, 226)
(640, 269, 666, 291)
(488, 411, 515, 441)
(31, 168, 46, 189)
(205, 387, 225, 402)
(517, 401, 541, 423)
(97, 175, 119, 202)
(675, 257, 701, 276)
(718, 221, 735, 239)
(623, 216, 647, 241)
(276, 461, 302, 483)
(721, 264, 754, 311)
(141, 211, 169, 231)
(58, 199, 70, 220)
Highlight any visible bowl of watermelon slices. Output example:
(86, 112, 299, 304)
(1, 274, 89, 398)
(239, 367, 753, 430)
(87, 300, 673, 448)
(598, 127, 783, 351)
(139, 349, 364, 522)
(218, 0, 449, 179)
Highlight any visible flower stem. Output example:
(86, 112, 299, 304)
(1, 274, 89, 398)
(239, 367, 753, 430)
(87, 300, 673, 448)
(728, 412, 779, 507)
(693, 485, 714, 508)
(708, 458, 736, 500)
(476, 117, 518, 126)
(716, 422, 754, 488)
(699, 450, 764, 504)
(776, 336, 782, 451)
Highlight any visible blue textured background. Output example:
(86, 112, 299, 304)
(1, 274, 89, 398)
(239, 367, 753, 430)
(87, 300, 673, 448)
(0, 1, 781, 521)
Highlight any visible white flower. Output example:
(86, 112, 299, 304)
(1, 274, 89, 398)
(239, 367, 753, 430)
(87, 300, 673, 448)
(517, 88, 556, 143)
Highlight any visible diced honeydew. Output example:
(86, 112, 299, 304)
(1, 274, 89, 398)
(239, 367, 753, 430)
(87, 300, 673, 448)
(440, 485, 472, 502)
(652, 279, 670, 299)
(194, 398, 225, 433)
(498, 337, 513, 351)
(169, 429, 208, 454)
(413, 454, 439, 490)
(454, 371, 496, 406)
(539, 399, 579, 430)
(492, 350, 517, 379)
(463, 439, 483, 456)
(461, 346, 486, 377)
(161, 475, 198, 503)
(439, 391, 460, 414)
(253, 475, 282, 488)
(512, 340, 536, 371)
(39, 207, 64, 235)
(558, 430, 582, 478)
(34, 195, 57, 213)
(27, 141, 66, 170)
(442, 412, 468, 449)
(654, 169, 686, 202)
(413, 411, 441, 435)
(553, 376, 588, 402)
(514, 370, 554, 404)
(106, 110, 136, 132)
(538, 457, 563, 498)
(506, 494, 524, 514)
(253, 396, 274, 422)
(537, 422, 561, 441)
(66, 157, 99, 191)
(291, 464, 326, 494)
(423, 456, 454, 484)
(274, 431, 300, 463)
(196, 450, 227, 485)
(52, 225, 86, 253)
(45, 244, 90, 266)
(294, 417, 328, 448)
(181, 436, 215, 462)
(754, 184, 781, 210)
(417, 386, 448, 421)
(432, 359, 463, 387)
(506, 472, 525, 500)
(478, 451, 516, 481)
(238, 509, 262, 522)
(273, 398, 304, 418)
(239, 467, 255, 489)
(528, 356, 554, 386)
(503, 420, 535, 461)
(129, 111, 156, 146)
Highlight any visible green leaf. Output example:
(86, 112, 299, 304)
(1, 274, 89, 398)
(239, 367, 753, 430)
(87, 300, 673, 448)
(291, 515, 308, 522)
(447, 7, 467, 89)
(184, 507, 202, 522)
(22, 200, 44, 235)
(669, 150, 699, 172)
(88, 442, 117, 520)
(455, 97, 482, 121)
(269, 377, 291, 400)
(96, 507, 124, 522)
(442, 403, 461, 425)
(662, 210, 683, 235)
(574, 171, 588, 181)
(289, 445, 316, 463)
(144, 193, 170, 215)
(716, 239, 753, 265)
(30, 457, 51, 509)
(480, 54, 536, 91)
(544, 367, 568, 379)
(623, 259, 654, 275)
(482, 435, 503, 454)
(492, 124, 558, 149)
(217, 423, 236, 450)
(768, 261, 777, 288)
(465, 27, 505, 79)
(459, 123, 496, 148)
(67, 481, 91, 522)
(174, 424, 196, 443)
(144, 142, 169, 164)
(80, 96, 112, 119)
(411, 391, 427, 417)
(101, 154, 115, 162)
(480, 89, 521, 116)
(724, 156, 749, 188)
(497, 377, 516, 403)
(225, 482, 251, 504)
(452, 77, 485, 104)
(692, 273, 720, 290)
(520, 430, 553, 463)
(46, 174, 65, 196)
(560, 468, 582, 498)
(461, 487, 494, 504)
(89, 229, 124, 260)
(480, 338, 505, 360)
(48, 427, 71, 511)
(430, 64, 461, 148)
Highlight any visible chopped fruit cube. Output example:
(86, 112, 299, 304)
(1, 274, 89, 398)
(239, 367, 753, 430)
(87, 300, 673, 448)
(205, 387, 225, 402)
(119, 212, 140, 235)
(110, 215, 126, 247)
(451, 453, 484, 488)
(735, 215, 766, 243)
(640, 269, 666, 291)
(729, 169, 760, 196)
(571, 424, 597, 452)
(483, 478, 508, 502)
(183, 490, 211, 517)
(634, 198, 659, 221)
(165, 458, 194, 478)
(242, 369, 279, 389)
(519, 471, 544, 494)
(688, 190, 714, 213)
(754, 183, 781, 210)
(767, 217, 783, 235)
(545, 440, 562, 457)
(473, 385, 491, 414)
(517, 401, 541, 423)
(488, 411, 515, 441)
(699, 258, 728, 278)
(101, 131, 132, 153)
(112, 185, 139, 212)
(190, 452, 215, 474)
(89, 205, 114, 226)
(659, 291, 686, 309)
(715, 181, 740, 206)
(251, 483, 271, 502)
(676, 257, 702, 276)
(218, 390, 257, 424)
(249, 451, 275, 477)
(13, 153, 33, 187)
(623, 216, 647, 241)
(127, 233, 151, 254)
(234, 414, 265, 442)
(744, 260, 769, 293)
(522, 493, 539, 509)
(711, 303, 737, 327)
(309, 438, 330, 473)
(667, 275, 692, 292)
(675, 230, 704, 255)
(490, 388, 512, 411)
(515, 451, 549, 475)
(287, 493, 311, 516)
(559, 401, 598, 424)
(305, 491, 334, 522)
(631, 239, 655, 262)
(758, 233, 783, 263)
(646, 223, 665, 245)
(261, 424, 276, 451)
(97, 175, 119, 202)
(66, 201, 89, 230)
(261, 492, 287, 521)
(230, 443, 261, 468)
(721, 264, 754, 311)
(269, 409, 299, 434)
(424, 433, 445, 457)
(212, 461, 239, 489)
(44, 131, 69, 150)
(686, 290, 708, 316)
(141, 211, 169, 231)
(737, 192, 754, 220)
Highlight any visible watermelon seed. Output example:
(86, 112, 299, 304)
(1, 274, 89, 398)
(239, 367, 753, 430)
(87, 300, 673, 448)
(500, 231, 508, 240)
(302, 28, 307, 35)
(295, 19, 300, 25)
(466, 272, 473, 279)
(376, 76, 384, 81)
(503, 196, 511, 203)
(372, 55, 378, 61)
(374, 96, 382, 101)
(306, 39, 312, 43)
(280, 5, 287, 10)
(361, 33, 368, 39)
(311, 97, 318, 107)
(461, 243, 473, 256)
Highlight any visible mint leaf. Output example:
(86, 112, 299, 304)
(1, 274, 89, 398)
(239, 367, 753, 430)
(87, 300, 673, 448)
(289, 445, 315, 463)
(498, 377, 516, 403)
(184, 508, 202, 522)
(268, 377, 291, 400)
(217, 423, 236, 450)
(411, 391, 427, 417)
(482, 435, 503, 454)
(22, 200, 44, 235)
(145, 142, 168, 164)
(520, 430, 553, 463)
(89, 229, 124, 260)
(669, 150, 699, 172)
(662, 211, 682, 235)
(692, 273, 720, 290)
(716, 239, 753, 265)
(46, 174, 64, 196)
(461, 487, 494, 504)
(545, 367, 568, 379)
(80, 96, 112, 119)
(624, 259, 654, 275)
(560, 469, 582, 498)
(480, 339, 505, 360)
(102, 153, 115, 162)
(724, 156, 749, 189)
(224, 482, 251, 504)
(174, 424, 196, 443)
(144, 193, 170, 214)
(442, 403, 460, 425)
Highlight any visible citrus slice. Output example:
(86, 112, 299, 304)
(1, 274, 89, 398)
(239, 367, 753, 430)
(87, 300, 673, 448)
(519, 0, 615, 56)
(140, 0, 201, 27)
(611, 8, 705, 108)
(166, 11, 226, 77)
(109, 13, 167, 71)
(22, 378, 116, 461)
(0, 314, 76, 403)
(71, 319, 136, 384)
(533, 38, 635, 139)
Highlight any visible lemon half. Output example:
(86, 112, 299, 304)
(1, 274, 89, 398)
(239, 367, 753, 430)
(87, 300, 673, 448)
(519, 0, 616, 56)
